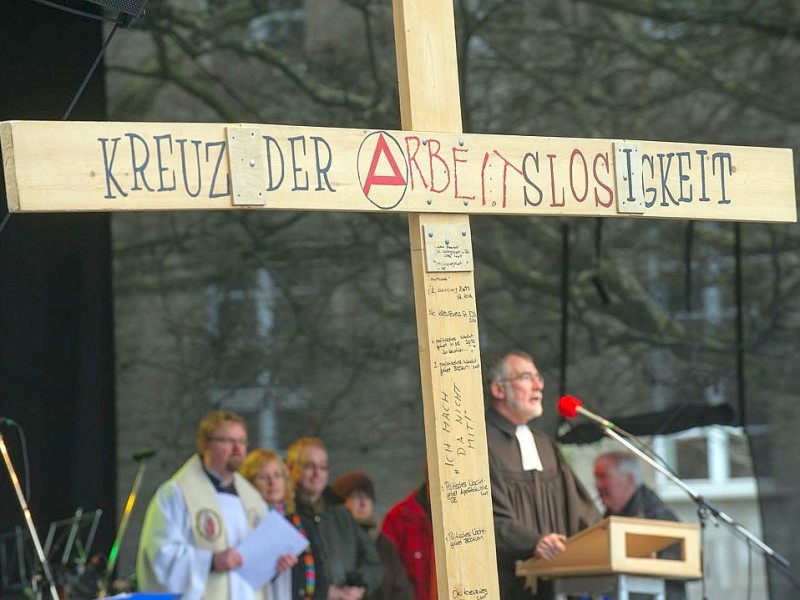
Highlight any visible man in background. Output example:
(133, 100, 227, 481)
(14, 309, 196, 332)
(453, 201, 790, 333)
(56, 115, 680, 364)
(137, 410, 284, 600)
(594, 450, 686, 600)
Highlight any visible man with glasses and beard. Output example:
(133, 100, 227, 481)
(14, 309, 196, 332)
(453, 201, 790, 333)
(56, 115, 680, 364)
(485, 351, 599, 600)
(137, 410, 293, 600)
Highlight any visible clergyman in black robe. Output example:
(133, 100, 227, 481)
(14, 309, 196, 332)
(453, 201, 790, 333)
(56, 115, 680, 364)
(485, 350, 600, 600)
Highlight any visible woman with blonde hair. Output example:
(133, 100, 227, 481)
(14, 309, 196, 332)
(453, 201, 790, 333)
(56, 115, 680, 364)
(241, 449, 296, 513)
(241, 449, 317, 600)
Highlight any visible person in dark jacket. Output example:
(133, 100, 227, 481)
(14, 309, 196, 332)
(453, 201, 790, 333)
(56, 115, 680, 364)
(594, 450, 686, 600)
(332, 471, 413, 600)
(287, 437, 383, 600)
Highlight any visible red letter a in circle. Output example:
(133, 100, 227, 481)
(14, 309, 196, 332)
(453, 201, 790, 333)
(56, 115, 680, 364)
(362, 133, 407, 196)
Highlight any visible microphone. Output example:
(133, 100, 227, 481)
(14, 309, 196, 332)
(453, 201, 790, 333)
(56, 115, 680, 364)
(0, 416, 16, 426)
(557, 395, 616, 430)
(132, 447, 156, 461)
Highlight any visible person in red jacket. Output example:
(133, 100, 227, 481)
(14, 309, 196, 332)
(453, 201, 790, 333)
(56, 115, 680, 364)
(380, 481, 434, 600)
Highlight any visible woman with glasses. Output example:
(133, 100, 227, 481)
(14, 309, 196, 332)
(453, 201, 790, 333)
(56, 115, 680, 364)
(241, 449, 319, 600)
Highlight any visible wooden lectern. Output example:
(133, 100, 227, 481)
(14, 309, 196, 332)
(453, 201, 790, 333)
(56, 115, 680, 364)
(516, 516, 701, 600)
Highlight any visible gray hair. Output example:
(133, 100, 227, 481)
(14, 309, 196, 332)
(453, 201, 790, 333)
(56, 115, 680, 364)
(484, 350, 534, 391)
(596, 450, 642, 486)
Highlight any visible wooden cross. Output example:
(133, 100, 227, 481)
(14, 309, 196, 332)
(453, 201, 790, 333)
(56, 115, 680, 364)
(1, 0, 796, 598)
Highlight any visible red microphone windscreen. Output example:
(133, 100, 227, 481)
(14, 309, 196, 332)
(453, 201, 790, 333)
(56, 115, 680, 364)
(558, 395, 583, 418)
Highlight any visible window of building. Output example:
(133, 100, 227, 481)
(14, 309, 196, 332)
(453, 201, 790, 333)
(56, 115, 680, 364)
(653, 425, 761, 501)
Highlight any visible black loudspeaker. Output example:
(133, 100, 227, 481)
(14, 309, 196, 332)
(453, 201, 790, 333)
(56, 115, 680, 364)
(82, 0, 146, 18)
(33, 0, 147, 25)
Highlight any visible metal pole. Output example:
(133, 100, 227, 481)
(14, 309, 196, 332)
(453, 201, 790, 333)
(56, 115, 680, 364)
(0, 433, 59, 600)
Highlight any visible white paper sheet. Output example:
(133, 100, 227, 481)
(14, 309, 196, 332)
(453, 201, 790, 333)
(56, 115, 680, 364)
(235, 509, 310, 591)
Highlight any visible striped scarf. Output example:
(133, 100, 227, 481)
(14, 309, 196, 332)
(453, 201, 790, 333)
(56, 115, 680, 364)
(290, 513, 316, 600)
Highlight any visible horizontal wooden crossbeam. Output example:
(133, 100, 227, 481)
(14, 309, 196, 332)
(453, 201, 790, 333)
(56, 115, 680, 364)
(1, 120, 795, 222)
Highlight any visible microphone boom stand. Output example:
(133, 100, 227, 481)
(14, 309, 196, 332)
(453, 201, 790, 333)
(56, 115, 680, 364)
(0, 432, 60, 600)
(98, 448, 155, 597)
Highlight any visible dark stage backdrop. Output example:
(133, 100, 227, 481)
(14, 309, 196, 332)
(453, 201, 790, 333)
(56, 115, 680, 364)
(0, 0, 115, 594)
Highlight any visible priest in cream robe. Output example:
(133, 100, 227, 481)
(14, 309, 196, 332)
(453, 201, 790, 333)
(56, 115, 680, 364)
(484, 351, 600, 600)
(137, 410, 296, 600)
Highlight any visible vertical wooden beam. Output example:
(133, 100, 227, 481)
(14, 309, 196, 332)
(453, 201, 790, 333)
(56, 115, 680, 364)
(392, 1, 500, 598)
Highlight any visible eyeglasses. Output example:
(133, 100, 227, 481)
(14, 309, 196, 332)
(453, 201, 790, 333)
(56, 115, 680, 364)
(208, 436, 248, 447)
(254, 472, 285, 482)
(503, 372, 544, 385)
(302, 462, 329, 472)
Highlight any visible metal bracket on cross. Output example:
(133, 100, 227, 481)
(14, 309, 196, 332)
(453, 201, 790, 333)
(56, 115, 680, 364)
(614, 142, 645, 214)
(423, 224, 474, 273)
(226, 126, 268, 207)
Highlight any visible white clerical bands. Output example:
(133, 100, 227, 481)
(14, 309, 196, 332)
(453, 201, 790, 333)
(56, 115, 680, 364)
(515, 425, 543, 471)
